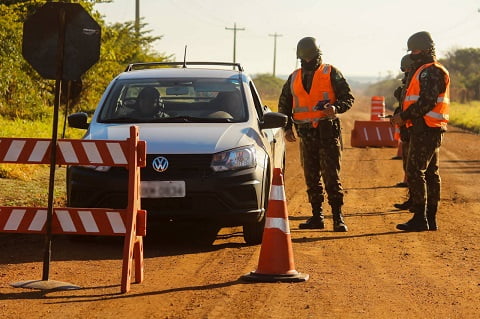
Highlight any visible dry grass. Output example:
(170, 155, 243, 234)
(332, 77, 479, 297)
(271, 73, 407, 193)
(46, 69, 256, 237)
(0, 164, 67, 207)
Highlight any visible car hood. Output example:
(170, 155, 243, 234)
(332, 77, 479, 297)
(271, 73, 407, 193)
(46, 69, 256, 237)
(85, 123, 265, 154)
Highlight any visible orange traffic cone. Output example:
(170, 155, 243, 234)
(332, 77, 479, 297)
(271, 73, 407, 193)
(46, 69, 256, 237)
(241, 168, 308, 282)
(392, 141, 403, 160)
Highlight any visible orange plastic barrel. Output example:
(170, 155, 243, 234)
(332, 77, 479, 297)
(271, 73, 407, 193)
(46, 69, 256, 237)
(371, 96, 385, 120)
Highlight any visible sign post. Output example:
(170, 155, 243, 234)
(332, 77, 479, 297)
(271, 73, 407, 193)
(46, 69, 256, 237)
(14, 2, 101, 291)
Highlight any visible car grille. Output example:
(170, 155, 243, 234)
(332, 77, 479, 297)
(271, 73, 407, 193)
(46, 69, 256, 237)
(142, 154, 213, 179)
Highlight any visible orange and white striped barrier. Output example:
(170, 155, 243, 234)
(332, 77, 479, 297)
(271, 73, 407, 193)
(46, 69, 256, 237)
(241, 168, 308, 282)
(0, 207, 146, 236)
(350, 120, 398, 148)
(0, 126, 146, 293)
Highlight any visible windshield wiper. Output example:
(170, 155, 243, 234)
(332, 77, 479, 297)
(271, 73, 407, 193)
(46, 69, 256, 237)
(161, 116, 233, 123)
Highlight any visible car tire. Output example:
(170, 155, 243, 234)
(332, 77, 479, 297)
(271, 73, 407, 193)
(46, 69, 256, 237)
(243, 217, 265, 245)
(242, 168, 269, 245)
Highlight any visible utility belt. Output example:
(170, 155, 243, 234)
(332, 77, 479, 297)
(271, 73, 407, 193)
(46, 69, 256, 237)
(295, 117, 341, 139)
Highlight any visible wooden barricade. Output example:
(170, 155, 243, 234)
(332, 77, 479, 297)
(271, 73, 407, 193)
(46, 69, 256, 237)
(0, 126, 146, 293)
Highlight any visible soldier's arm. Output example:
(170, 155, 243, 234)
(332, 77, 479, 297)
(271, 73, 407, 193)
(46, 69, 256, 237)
(330, 66, 355, 114)
(278, 74, 294, 131)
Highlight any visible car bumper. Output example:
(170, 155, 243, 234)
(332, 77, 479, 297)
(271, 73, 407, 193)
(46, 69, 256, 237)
(67, 165, 267, 226)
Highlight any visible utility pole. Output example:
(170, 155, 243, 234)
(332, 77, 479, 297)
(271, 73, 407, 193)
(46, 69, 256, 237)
(269, 33, 282, 77)
(225, 23, 245, 65)
(135, 0, 140, 36)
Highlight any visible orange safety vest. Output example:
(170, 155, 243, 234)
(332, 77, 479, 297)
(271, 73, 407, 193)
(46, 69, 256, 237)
(402, 62, 450, 129)
(290, 64, 337, 128)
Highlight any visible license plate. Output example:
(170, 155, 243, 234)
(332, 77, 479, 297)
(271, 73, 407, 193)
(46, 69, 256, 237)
(141, 181, 186, 198)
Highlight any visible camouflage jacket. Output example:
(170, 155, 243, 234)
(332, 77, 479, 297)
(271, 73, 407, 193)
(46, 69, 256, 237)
(278, 64, 355, 131)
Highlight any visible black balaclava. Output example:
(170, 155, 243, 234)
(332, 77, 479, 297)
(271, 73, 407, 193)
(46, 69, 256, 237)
(410, 48, 435, 68)
(300, 53, 322, 71)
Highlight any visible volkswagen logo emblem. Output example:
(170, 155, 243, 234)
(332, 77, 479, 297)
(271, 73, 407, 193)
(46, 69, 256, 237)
(152, 156, 169, 172)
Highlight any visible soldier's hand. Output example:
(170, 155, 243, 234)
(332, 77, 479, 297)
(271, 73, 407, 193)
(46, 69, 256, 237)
(390, 113, 405, 127)
(284, 128, 297, 142)
(323, 104, 337, 118)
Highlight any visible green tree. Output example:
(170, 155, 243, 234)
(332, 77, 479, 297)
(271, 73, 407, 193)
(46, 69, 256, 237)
(439, 48, 480, 102)
(0, 3, 52, 119)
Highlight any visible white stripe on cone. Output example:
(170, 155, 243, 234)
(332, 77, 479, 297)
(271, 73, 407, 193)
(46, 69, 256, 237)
(269, 185, 285, 201)
(265, 217, 290, 234)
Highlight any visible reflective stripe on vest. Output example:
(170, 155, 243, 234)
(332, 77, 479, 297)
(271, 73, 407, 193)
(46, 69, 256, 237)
(402, 62, 450, 129)
(290, 64, 336, 128)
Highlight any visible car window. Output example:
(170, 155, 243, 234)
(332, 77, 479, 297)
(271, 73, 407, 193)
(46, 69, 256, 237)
(248, 81, 267, 120)
(98, 77, 247, 123)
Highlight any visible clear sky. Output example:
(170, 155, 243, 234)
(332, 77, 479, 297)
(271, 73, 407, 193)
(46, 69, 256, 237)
(95, 0, 480, 80)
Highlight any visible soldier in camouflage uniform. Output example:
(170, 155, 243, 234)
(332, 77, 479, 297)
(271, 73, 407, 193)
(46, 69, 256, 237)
(391, 31, 450, 231)
(393, 54, 414, 209)
(278, 37, 354, 232)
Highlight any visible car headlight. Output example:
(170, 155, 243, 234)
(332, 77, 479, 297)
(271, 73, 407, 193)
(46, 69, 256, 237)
(211, 146, 256, 172)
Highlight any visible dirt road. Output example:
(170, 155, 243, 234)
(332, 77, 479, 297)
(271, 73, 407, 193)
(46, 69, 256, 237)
(1, 96, 479, 318)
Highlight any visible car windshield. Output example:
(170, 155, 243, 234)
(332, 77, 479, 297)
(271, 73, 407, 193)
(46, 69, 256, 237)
(98, 77, 247, 123)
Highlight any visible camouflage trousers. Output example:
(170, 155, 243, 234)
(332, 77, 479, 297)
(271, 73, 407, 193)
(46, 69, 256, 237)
(406, 128, 443, 211)
(296, 119, 344, 213)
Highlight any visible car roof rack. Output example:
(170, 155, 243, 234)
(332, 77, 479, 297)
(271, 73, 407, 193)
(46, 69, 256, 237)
(124, 62, 244, 72)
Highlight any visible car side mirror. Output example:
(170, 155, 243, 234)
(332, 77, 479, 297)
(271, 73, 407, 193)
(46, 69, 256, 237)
(260, 112, 288, 130)
(68, 112, 89, 129)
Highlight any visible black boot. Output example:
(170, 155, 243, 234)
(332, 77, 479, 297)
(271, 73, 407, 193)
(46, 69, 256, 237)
(427, 204, 438, 231)
(299, 203, 325, 229)
(396, 205, 429, 231)
(394, 197, 412, 210)
(299, 212, 325, 229)
(332, 206, 348, 232)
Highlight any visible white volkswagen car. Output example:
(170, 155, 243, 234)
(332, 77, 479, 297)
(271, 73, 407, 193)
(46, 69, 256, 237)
(67, 62, 287, 245)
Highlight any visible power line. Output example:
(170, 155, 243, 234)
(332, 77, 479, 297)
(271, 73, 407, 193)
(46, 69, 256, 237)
(225, 23, 245, 65)
(269, 33, 282, 77)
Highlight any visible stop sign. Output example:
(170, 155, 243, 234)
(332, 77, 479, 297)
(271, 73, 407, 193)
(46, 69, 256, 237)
(22, 2, 101, 80)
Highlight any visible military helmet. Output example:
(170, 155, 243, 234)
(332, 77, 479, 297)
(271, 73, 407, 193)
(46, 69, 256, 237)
(407, 31, 435, 51)
(400, 54, 414, 72)
(296, 37, 321, 60)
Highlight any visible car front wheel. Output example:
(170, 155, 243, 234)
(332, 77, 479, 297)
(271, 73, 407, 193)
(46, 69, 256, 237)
(242, 168, 270, 245)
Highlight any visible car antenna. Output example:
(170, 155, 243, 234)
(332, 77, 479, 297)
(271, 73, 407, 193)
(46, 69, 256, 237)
(182, 45, 187, 68)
